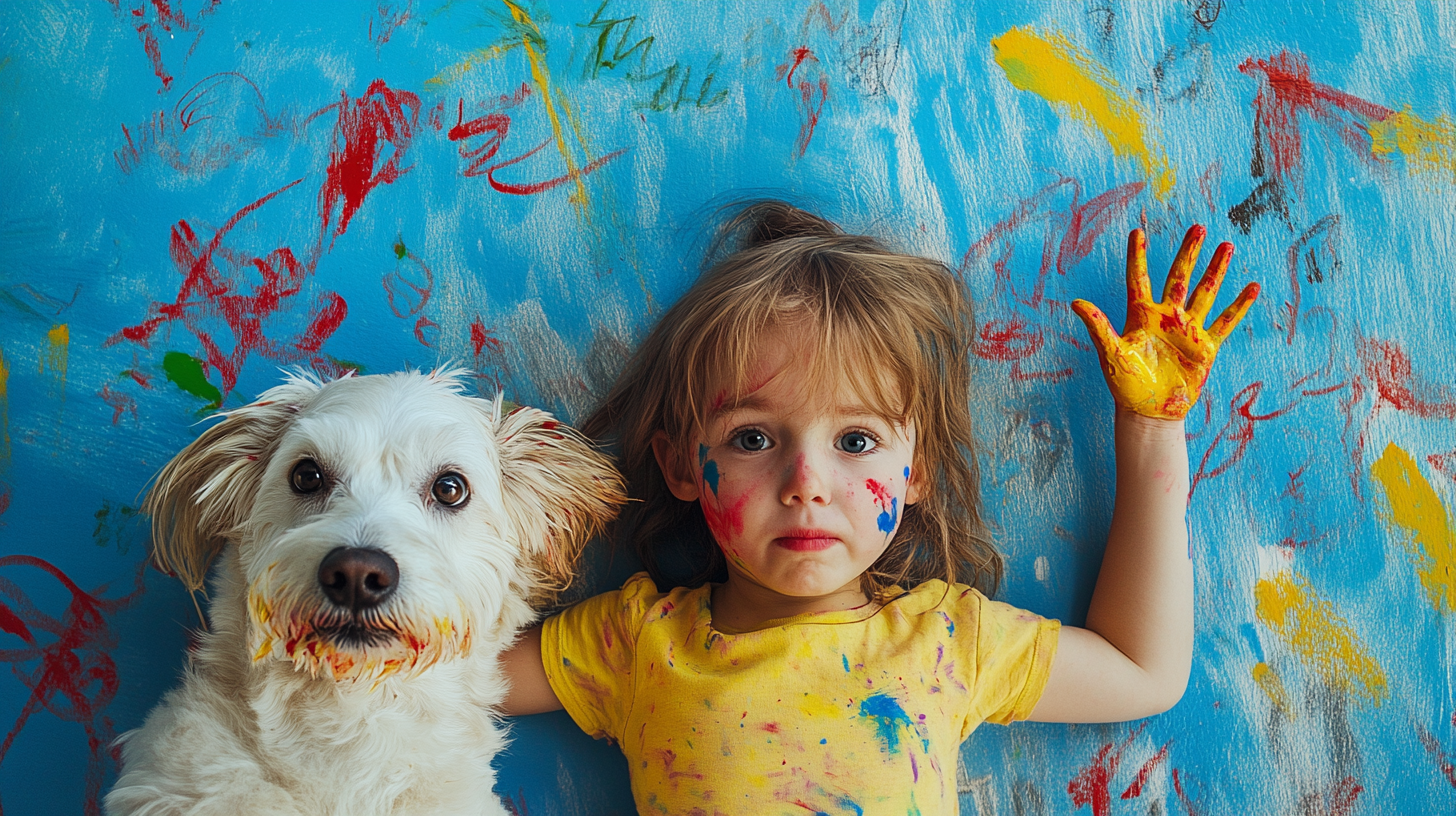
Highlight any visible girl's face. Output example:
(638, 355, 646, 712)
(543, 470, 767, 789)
(656, 323, 919, 601)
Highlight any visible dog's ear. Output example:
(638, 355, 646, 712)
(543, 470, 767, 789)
(145, 376, 322, 593)
(494, 404, 627, 604)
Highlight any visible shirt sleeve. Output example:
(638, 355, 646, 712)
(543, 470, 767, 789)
(957, 588, 1061, 735)
(541, 572, 662, 742)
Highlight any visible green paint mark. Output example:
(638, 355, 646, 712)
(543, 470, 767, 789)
(326, 356, 366, 375)
(162, 352, 222, 409)
(394, 238, 407, 259)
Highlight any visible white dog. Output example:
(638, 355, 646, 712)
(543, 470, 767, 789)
(106, 370, 624, 816)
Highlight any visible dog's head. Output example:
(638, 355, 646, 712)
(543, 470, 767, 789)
(145, 369, 625, 685)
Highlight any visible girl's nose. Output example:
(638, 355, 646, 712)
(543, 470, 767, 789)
(781, 451, 831, 506)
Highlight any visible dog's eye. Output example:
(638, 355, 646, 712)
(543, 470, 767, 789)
(291, 459, 325, 494)
(432, 473, 469, 508)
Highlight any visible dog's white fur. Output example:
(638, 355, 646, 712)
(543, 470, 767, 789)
(106, 370, 624, 816)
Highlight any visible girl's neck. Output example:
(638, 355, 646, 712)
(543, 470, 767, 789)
(709, 574, 873, 632)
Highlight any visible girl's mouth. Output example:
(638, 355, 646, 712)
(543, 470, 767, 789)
(775, 531, 839, 551)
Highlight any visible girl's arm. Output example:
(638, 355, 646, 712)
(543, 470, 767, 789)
(499, 625, 565, 716)
(1028, 226, 1259, 723)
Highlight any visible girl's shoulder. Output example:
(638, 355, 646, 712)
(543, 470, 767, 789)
(572, 571, 709, 624)
(892, 579, 1052, 628)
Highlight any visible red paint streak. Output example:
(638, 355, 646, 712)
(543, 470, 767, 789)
(959, 178, 1143, 381)
(774, 48, 830, 158)
(448, 99, 511, 178)
(1333, 334, 1456, 498)
(470, 320, 503, 357)
(1238, 51, 1392, 190)
(1417, 725, 1456, 789)
(865, 478, 894, 512)
(1358, 337, 1456, 420)
(1312, 777, 1363, 816)
(413, 316, 438, 348)
(0, 556, 145, 816)
(1428, 450, 1456, 483)
(0, 486, 9, 517)
(974, 319, 1042, 362)
(1119, 743, 1170, 799)
(701, 489, 752, 545)
(484, 137, 628, 196)
(761, 722, 781, 733)
(97, 384, 139, 426)
(656, 748, 704, 780)
(383, 252, 434, 319)
(318, 80, 421, 248)
(1190, 382, 1297, 499)
(106, 180, 349, 397)
(1197, 161, 1221, 215)
(368, 1, 413, 47)
(1067, 724, 1144, 816)
(113, 0, 222, 94)
(1172, 768, 1201, 815)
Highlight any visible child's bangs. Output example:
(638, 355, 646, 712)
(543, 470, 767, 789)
(686, 291, 922, 433)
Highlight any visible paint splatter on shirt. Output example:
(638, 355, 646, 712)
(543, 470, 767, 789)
(542, 573, 1060, 815)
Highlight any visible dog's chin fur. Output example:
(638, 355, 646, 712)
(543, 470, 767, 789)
(105, 371, 624, 816)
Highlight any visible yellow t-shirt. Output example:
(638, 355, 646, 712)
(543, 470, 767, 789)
(542, 573, 1060, 816)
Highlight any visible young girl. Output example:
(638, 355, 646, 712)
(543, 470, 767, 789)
(501, 201, 1258, 814)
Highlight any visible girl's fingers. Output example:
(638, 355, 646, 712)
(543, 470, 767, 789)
(1125, 229, 1152, 308)
(1208, 281, 1261, 341)
(1071, 298, 1122, 358)
(1161, 224, 1206, 307)
(1186, 241, 1234, 324)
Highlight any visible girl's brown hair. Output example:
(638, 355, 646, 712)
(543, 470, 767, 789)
(583, 201, 1002, 599)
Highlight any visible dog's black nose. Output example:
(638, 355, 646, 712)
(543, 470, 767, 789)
(317, 547, 399, 611)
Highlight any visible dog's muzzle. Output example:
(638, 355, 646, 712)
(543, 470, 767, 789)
(247, 549, 470, 685)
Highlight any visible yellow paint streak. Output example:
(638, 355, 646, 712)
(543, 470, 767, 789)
(1251, 662, 1293, 718)
(42, 324, 69, 381)
(424, 41, 523, 89)
(1371, 442, 1456, 613)
(253, 638, 273, 662)
(504, 0, 594, 218)
(1253, 571, 1387, 703)
(1370, 107, 1456, 184)
(991, 27, 1174, 199)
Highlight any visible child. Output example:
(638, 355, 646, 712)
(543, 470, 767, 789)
(500, 201, 1258, 814)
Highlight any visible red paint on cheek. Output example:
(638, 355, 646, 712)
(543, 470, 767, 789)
(865, 478, 893, 506)
(701, 490, 752, 545)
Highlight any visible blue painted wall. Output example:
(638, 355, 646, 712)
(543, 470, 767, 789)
(2, 1, 1454, 813)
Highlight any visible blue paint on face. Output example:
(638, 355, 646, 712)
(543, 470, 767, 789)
(858, 693, 914, 754)
(876, 497, 898, 534)
(702, 458, 720, 496)
(698, 443, 709, 466)
(842, 654, 850, 673)
(836, 796, 864, 816)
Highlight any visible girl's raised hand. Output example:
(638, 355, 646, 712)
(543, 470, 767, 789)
(1071, 226, 1260, 419)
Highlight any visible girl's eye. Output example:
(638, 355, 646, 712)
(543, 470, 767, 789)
(732, 430, 771, 452)
(837, 432, 878, 454)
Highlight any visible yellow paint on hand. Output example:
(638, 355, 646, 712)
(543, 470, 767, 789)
(1253, 571, 1387, 703)
(991, 27, 1174, 199)
(1370, 107, 1456, 184)
(1371, 442, 1456, 614)
(1251, 662, 1294, 718)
